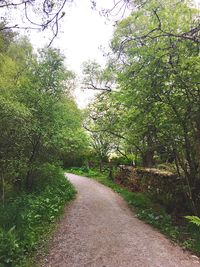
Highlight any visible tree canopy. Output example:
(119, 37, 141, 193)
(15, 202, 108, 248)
(0, 31, 88, 201)
(84, 0, 200, 214)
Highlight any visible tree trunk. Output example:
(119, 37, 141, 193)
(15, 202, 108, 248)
(142, 150, 154, 168)
(175, 149, 198, 215)
(195, 119, 200, 180)
(108, 163, 113, 180)
(25, 136, 41, 191)
(1, 174, 5, 207)
(99, 160, 103, 172)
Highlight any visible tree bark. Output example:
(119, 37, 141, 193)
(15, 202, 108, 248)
(142, 150, 154, 168)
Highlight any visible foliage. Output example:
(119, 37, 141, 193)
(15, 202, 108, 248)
(82, 60, 115, 92)
(0, 32, 88, 195)
(84, 0, 200, 215)
(0, 166, 76, 266)
(185, 216, 200, 227)
(0, 29, 88, 265)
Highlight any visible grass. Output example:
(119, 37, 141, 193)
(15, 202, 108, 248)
(67, 167, 200, 256)
(0, 166, 76, 267)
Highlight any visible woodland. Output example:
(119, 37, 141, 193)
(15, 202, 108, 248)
(83, 0, 200, 216)
(0, 0, 200, 265)
(0, 25, 88, 266)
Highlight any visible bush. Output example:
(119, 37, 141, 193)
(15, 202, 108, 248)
(185, 216, 200, 227)
(0, 165, 76, 266)
(110, 155, 133, 166)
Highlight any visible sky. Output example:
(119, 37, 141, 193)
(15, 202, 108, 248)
(4, 0, 200, 108)
(28, 0, 116, 108)
(28, 0, 200, 108)
(54, 1, 114, 73)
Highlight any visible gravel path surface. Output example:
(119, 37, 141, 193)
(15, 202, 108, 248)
(41, 173, 200, 267)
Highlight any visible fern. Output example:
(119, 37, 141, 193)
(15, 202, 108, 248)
(185, 216, 200, 226)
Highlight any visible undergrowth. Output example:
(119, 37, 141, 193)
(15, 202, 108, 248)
(0, 166, 76, 267)
(68, 167, 200, 256)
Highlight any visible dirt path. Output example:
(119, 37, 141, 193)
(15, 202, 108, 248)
(41, 173, 200, 267)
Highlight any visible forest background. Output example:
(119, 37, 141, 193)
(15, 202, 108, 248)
(0, 0, 200, 266)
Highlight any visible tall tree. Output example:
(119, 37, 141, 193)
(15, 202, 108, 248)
(87, 0, 200, 214)
(0, 32, 88, 199)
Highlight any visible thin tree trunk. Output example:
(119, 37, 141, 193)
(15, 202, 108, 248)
(99, 160, 103, 173)
(1, 174, 5, 207)
(176, 150, 198, 215)
(108, 163, 113, 180)
(142, 150, 154, 168)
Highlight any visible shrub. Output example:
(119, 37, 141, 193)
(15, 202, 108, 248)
(185, 216, 200, 227)
(0, 165, 76, 266)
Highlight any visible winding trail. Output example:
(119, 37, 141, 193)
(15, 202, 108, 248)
(41, 173, 200, 267)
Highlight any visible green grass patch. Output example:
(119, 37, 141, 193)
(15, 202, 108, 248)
(0, 166, 76, 267)
(67, 167, 200, 256)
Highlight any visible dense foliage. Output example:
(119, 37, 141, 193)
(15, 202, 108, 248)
(83, 0, 200, 215)
(0, 167, 76, 266)
(0, 28, 87, 265)
(0, 30, 87, 198)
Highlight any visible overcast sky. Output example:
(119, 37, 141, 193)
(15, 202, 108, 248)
(25, 0, 200, 107)
(55, 0, 114, 73)
(26, 0, 116, 108)
(30, 0, 115, 68)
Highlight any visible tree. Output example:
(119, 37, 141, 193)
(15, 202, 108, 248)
(111, 0, 200, 213)
(0, 31, 89, 198)
(86, 0, 200, 214)
(0, 34, 34, 201)
(83, 92, 127, 170)
(15, 46, 82, 189)
(82, 60, 116, 92)
(0, 0, 74, 45)
(0, 0, 199, 46)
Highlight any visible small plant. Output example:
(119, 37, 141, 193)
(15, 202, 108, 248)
(0, 166, 76, 266)
(185, 216, 200, 226)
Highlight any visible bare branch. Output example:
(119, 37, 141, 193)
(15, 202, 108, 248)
(0, 0, 71, 46)
(83, 82, 112, 92)
(0, 0, 29, 8)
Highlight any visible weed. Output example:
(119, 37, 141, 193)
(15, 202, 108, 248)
(0, 166, 76, 266)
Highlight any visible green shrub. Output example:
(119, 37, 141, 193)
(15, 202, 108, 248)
(0, 165, 76, 266)
(110, 155, 133, 166)
(0, 227, 23, 266)
(185, 216, 200, 226)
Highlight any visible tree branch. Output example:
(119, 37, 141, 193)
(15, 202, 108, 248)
(0, 0, 70, 46)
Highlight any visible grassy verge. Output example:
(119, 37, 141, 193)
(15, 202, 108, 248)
(0, 167, 76, 267)
(67, 167, 200, 256)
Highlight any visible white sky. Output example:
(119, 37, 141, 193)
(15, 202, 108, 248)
(28, 0, 116, 108)
(28, 0, 200, 108)
(3, 0, 199, 108)
(55, 1, 114, 73)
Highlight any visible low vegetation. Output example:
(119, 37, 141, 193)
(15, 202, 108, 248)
(0, 166, 76, 266)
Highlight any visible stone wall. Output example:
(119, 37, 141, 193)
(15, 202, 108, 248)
(115, 166, 187, 214)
